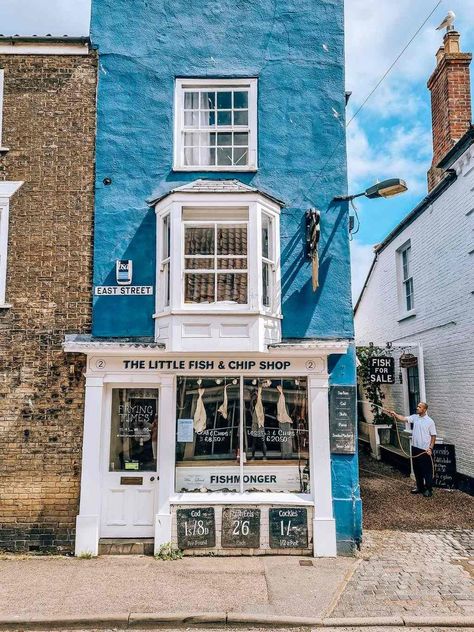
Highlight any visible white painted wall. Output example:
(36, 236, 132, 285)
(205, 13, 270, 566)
(355, 146, 474, 479)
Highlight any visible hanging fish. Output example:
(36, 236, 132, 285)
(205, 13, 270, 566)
(217, 384, 228, 419)
(277, 384, 292, 425)
(255, 385, 265, 428)
(193, 387, 207, 433)
(306, 208, 321, 292)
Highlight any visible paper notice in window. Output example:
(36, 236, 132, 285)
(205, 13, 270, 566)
(177, 418, 194, 443)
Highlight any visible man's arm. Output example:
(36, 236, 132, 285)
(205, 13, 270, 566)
(383, 409, 409, 423)
(426, 435, 436, 455)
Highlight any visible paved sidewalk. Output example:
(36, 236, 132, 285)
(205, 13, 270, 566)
(0, 529, 472, 627)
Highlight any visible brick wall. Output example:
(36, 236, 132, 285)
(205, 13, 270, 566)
(0, 53, 96, 552)
(355, 150, 474, 481)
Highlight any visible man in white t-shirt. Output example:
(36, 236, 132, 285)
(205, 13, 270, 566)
(387, 402, 437, 497)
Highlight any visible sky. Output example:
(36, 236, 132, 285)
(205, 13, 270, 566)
(1, 0, 473, 303)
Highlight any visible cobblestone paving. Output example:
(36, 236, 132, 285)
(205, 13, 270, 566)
(332, 530, 474, 618)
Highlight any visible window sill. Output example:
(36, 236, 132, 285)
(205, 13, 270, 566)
(170, 491, 313, 505)
(398, 310, 416, 322)
(153, 309, 282, 319)
(172, 166, 258, 173)
(0, 303, 12, 309)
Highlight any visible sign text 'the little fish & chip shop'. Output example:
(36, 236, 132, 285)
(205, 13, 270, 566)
(122, 359, 293, 371)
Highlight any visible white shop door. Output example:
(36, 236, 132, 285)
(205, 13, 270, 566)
(100, 387, 159, 538)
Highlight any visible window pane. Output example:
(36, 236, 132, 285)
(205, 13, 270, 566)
(185, 273, 215, 303)
(243, 378, 309, 492)
(262, 214, 271, 259)
(233, 147, 248, 165)
(183, 132, 200, 147)
(184, 91, 199, 109)
(217, 257, 247, 270)
(233, 91, 248, 109)
(233, 110, 248, 126)
(217, 91, 232, 109)
(200, 91, 216, 109)
(162, 215, 170, 259)
(217, 273, 248, 303)
(185, 226, 215, 255)
(217, 225, 247, 255)
(262, 261, 271, 307)
(217, 147, 233, 165)
(200, 147, 216, 166)
(175, 377, 240, 492)
(405, 278, 414, 311)
(217, 132, 232, 146)
(184, 111, 199, 127)
(217, 111, 232, 126)
(110, 389, 159, 472)
(234, 132, 248, 146)
(200, 111, 215, 127)
(163, 261, 170, 307)
(185, 257, 214, 270)
(184, 147, 199, 166)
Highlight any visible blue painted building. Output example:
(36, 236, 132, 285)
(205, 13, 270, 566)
(67, 0, 361, 556)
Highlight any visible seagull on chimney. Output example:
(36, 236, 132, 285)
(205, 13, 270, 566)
(436, 10, 455, 31)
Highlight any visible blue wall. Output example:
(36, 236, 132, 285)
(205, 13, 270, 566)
(90, 0, 361, 548)
(90, 0, 353, 340)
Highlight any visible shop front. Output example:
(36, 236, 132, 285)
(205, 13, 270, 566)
(65, 340, 350, 557)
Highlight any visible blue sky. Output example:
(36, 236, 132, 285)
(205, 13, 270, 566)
(2, 0, 473, 300)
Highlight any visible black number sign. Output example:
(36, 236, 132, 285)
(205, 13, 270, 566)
(177, 507, 216, 549)
(269, 508, 308, 549)
(221, 507, 260, 548)
(433, 444, 457, 489)
(329, 386, 356, 454)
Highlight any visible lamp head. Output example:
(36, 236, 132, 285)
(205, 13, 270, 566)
(364, 178, 408, 199)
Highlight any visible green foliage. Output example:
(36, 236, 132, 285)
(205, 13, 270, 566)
(77, 551, 94, 559)
(154, 542, 183, 561)
(356, 346, 392, 424)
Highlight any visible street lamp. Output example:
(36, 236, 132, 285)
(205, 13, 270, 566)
(334, 178, 408, 202)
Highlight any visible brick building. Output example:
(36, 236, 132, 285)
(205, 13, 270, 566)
(0, 38, 96, 552)
(355, 29, 474, 493)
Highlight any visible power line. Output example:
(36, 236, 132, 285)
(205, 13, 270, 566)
(303, 0, 443, 202)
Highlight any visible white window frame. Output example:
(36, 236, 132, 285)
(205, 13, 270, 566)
(155, 197, 280, 317)
(0, 70, 4, 149)
(173, 78, 258, 172)
(397, 240, 415, 318)
(0, 182, 23, 307)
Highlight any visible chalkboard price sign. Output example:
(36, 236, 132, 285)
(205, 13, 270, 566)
(433, 444, 457, 489)
(269, 507, 308, 549)
(177, 507, 216, 549)
(221, 507, 260, 548)
(329, 386, 356, 454)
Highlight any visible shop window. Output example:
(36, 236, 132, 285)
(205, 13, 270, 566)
(109, 388, 159, 472)
(174, 78, 257, 171)
(175, 376, 309, 493)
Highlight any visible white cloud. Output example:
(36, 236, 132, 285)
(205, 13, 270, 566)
(350, 240, 376, 305)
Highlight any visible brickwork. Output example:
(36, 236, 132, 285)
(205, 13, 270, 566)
(355, 149, 474, 481)
(427, 32, 472, 192)
(0, 53, 97, 552)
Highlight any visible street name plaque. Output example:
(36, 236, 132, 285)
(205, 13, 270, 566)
(177, 507, 215, 549)
(269, 507, 308, 549)
(221, 507, 260, 548)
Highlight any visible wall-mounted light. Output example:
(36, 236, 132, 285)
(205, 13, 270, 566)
(334, 178, 408, 202)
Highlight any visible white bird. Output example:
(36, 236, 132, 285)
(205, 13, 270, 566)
(436, 10, 455, 31)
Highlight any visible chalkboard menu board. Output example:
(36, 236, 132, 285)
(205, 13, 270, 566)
(433, 444, 457, 489)
(269, 507, 308, 549)
(177, 507, 216, 549)
(329, 386, 356, 454)
(221, 507, 260, 548)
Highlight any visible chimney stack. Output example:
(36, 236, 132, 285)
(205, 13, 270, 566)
(427, 30, 472, 192)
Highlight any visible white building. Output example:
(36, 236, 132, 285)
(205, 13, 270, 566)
(355, 30, 474, 493)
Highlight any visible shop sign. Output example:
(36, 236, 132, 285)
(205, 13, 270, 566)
(269, 508, 308, 548)
(329, 386, 356, 454)
(433, 444, 457, 489)
(400, 353, 418, 368)
(176, 466, 302, 492)
(177, 507, 216, 549)
(221, 508, 260, 548)
(368, 356, 395, 384)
